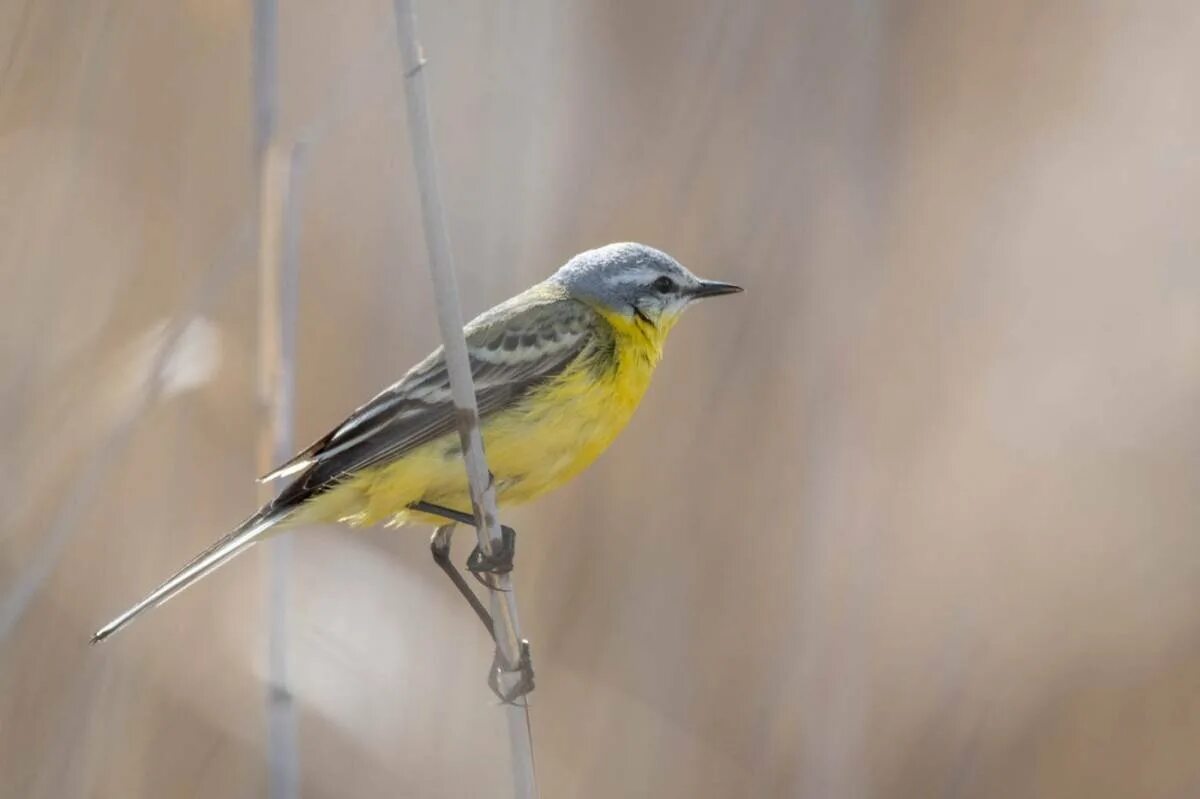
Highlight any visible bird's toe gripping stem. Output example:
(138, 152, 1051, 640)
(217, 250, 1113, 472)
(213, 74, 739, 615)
(489, 639, 534, 704)
(467, 524, 516, 580)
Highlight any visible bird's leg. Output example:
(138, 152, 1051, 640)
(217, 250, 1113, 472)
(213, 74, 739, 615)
(427, 521, 535, 704)
(410, 500, 518, 586)
(429, 524, 493, 636)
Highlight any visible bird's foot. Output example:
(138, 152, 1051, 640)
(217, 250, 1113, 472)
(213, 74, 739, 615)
(489, 639, 534, 704)
(467, 524, 516, 586)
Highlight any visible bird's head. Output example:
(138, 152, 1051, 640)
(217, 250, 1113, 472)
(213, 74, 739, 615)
(551, 242, 742, 334)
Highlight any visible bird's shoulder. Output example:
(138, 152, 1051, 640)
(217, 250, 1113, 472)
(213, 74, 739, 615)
(461, 284, 606, 355)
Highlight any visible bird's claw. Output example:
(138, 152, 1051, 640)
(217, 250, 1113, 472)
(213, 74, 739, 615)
(489, 639, 534, 704)
(467, 525, 516, 585)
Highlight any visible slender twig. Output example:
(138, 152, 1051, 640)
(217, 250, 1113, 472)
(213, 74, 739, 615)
(253, 1, 300, 796)
(390, 3, 538, 797)
(256, 140, 305, 799)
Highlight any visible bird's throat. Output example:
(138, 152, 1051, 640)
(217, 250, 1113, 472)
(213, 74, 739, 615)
(601, 307, 670, 364)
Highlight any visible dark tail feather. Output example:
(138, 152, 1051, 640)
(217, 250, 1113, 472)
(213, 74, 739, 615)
(91, 509, 286, 644)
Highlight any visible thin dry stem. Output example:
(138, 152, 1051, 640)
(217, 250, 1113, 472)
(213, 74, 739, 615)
(391, 2, 539, 797)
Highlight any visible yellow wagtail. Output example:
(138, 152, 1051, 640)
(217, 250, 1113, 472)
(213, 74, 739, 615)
(92, 242, 742, 653)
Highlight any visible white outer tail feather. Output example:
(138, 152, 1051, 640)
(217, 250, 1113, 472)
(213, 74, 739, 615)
(91, 510, 285, 643)
(256, 458, 313, 483)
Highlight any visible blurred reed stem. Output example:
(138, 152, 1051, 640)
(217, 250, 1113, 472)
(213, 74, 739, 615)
(255, 140, 305, 799)
(253, 1, 300, 796)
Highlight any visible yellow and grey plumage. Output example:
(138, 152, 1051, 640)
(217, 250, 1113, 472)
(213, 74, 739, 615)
(93, 242, 741, 642)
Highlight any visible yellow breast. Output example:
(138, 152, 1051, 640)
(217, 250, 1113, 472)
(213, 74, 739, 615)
(471, 307, 664, 505)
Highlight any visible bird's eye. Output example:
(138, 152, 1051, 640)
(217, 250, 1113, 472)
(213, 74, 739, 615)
(652, 276, 676, 294)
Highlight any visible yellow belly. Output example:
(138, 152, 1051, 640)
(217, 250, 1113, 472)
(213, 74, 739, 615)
(295, 324, 660, 528)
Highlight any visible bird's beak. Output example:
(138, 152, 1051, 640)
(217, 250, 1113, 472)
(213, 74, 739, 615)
(690, 279, 744, 299)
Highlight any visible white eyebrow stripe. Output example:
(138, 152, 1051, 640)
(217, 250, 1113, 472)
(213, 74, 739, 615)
(605, 265, 665, 284)
(604, 265, 695, 289)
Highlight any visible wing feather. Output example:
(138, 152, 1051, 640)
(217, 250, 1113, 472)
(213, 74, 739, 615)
(265, 294, 600, 511)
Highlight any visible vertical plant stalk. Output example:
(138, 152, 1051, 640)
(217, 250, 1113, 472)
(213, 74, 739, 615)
(390, 2, 538, 797)
(253, 2, 300, 797)
(256, 140, 304, 799)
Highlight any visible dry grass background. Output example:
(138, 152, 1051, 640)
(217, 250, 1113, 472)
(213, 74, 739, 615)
(2, 1, 1199, 797)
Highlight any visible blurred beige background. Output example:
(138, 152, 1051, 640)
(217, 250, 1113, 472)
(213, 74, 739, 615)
(3, 1, 1200, 797)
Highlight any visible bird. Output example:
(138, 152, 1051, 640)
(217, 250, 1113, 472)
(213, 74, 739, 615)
(91, 242, 742, 658)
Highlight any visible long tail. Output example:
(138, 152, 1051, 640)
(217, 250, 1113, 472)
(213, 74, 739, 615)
(91, 509, 287, 644)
